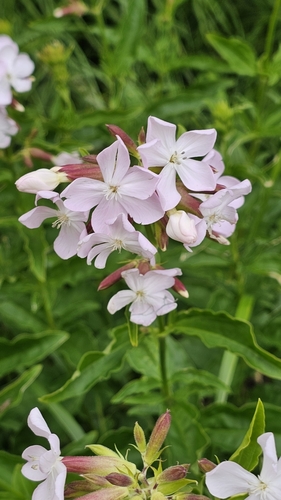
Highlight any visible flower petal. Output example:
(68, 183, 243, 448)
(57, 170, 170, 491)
(107, 290, 136, 314)
(205, 461, 259, 499)
(27, 407, 51, 438)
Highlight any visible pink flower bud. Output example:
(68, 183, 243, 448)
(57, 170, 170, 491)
(144, 411, 171, 466)
(157, 465, 189, 483)
(197, 458, 216, 473)
(175, 495, 211, 500)
(54, 1, 88, 18)
(98, 262, 136, 291)
(166, 210, 198, 245)
(15, 167, 69, 194)
(106, 124, 138, 156)
(62, 456, 129, 475)
(29, 148, 53, 162)
(82, 154, 98, 163)
(75, 487, 129, 500)
(138, 126, 146, 145)
(133, 422, 146, 453)
(64, 480, 93, 497)
(172, 277, 189, 298)
(105, 473, 134, 487)
(60, 163, 103, 181)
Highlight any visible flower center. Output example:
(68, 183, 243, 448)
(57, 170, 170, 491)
(104, 184, 120, 201)
(249, 478, 269, 500)
(112, 239, 123, 252)
(169, 150, 187, 165)
(52, 213, 70, 229)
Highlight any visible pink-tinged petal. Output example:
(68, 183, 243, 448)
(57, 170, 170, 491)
(16, 169, 62, 194)
(137, 233, 157, 257)
(0, 79, 12, 105)
(0, 132, 12, 148)
(129, 300, 156, 326)
(176, 129, 217, 158)
(119, 166, 159, 199)
(146, 116, 176, 150)
(258, 433, 278, 482)
(19, 206, 58, 228)
(211, 220, 235, 238)
(107, 290, 136, 314)
(87, 243, 112, 268)
(138, 138, 171, 168)
(187, 216, 207, 249)
(176, 159, 216, 192)
(122, 268, 144, 292)
(54, 222, 84, 259)
(120, 192, 164, 225)
(35, 190, 60, 204)
(13, 53, 35, 78)
(0, 45, 18, 71)
(204, 149, 225, 179)
(27, 408, 51, 438)
(157, 165, 181, 211)
(146, 290, 177, 316)
(153, 268, 182, 277)
(91, 198, 125, 232)
(62, 178, 104, 211)
(142, 271, 176, 294)
(97, 137, 130, 184)
(205, 461, 259, 498)
(78, 233, 110, 259)
(0, 35, 17, 51)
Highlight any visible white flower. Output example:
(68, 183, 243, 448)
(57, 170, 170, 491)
(205, 432, 281, 500)
(0, 106, 18, 148)
(166, 210, 206, 251)
(22, 407, 67, 500)
(0, 35, 34, 105)
(15, 167, 69, 194)
(107, 268, 182, 326)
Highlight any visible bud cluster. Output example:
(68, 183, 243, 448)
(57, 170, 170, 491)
(22, 408, 210, 500)
(16, 117, 251, 327)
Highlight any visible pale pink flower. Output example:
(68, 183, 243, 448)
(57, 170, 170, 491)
(107, 268, 182, 326)
(15, 167, 69, 194)
(166, 210, 206, 251)
(0, 35, 34, 105)
(22, 407, 66, 500)
(0, 106, 18, 148)
(199, 179, 252, 242)
(78, 213, 157, 268)
(137, 116, 217, 211)
(51, 151, 82, 166)
(62, 136, 164, 231)
(18, 191, 89, 259)
(205, 432, 281, 500)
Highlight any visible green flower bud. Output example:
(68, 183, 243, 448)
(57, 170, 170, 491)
(133, 422, 147, 453)
(157, 465, 189, 483)
(197, 458, 216, 473)
(87, 444, 120, 458)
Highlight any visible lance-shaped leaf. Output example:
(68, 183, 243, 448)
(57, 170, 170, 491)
(206, 34, 257, 76)
(169, 309, 281, 380)
(0, 330, 69, 377)
(229, 399, 265, 471)
(0, 365, 42, 417)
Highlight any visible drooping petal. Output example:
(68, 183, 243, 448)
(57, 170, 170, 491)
(107, 290, 136, 314)
(19, 206, 58, 229)
(27, 407, 51, 438)
(205, 461, 259, 499)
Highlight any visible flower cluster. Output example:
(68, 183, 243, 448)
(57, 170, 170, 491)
(22, 408, 205, 500)
(0, 35, 34, 148)
(16, 116, 251, 326)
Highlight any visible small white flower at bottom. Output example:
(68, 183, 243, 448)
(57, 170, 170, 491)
(21, 407, 66, 500)
(205, 432, 281, 500)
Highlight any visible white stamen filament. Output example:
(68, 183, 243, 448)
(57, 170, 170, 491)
(52, 213, 70, 229)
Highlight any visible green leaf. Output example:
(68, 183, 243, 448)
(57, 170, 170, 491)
(0, 330, 69, 377)
(0, 301, 47, 333)
(0, 365, 42, 418)
(40, 330, 130, 403)
(206, 34, 257, 76)
(19, 226, 48, 283)
(0, 451, 33, 499)
(230, 399, 265, 470)
(170, 309, 281, 380)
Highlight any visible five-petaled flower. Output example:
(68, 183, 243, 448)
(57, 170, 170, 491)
(107, 267, 182, 326)
(205, 432, 281, 500)
(21, 407, 66, 500)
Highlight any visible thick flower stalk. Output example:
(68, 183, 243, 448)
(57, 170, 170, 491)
(205, 432, 281, 500)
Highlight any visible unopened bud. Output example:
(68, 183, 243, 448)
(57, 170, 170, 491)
(144, 411, 171, 465)
(60, 163, 103, 181)
(137, 260, 151, 275)
(54, 1, 88, 18)
(106, 124, 138, 157)
(98, 262, 136, 290)
(29, 148, 53, 162)
(177, 184, 201, 215)
(106, 473, 134, 487)
(62, 455, 128, 475)
(173, 277, 189, 298)
(74, 487, 129, 500)
(175, 495, 211, 500)
(157, 465, 189, 483)
(15, 167, 69, 194)
(197, 458, 216, 473)
(86, 444, 120, 458)
(166, 210, 197, 245)
(138, 126, 146, 145)
(52, 151, 82, 166)
(64, 479, 93, 497)
(11, 98, 25, 112)
(133, 422, 146, 453)
(82, 154, 97, 164)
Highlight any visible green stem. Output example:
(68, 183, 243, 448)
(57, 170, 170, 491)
(40, 282, 55, 329)
(264, 0, 281, 62)
(158, 328, 170, 404)
(216, 295, 254, 403)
